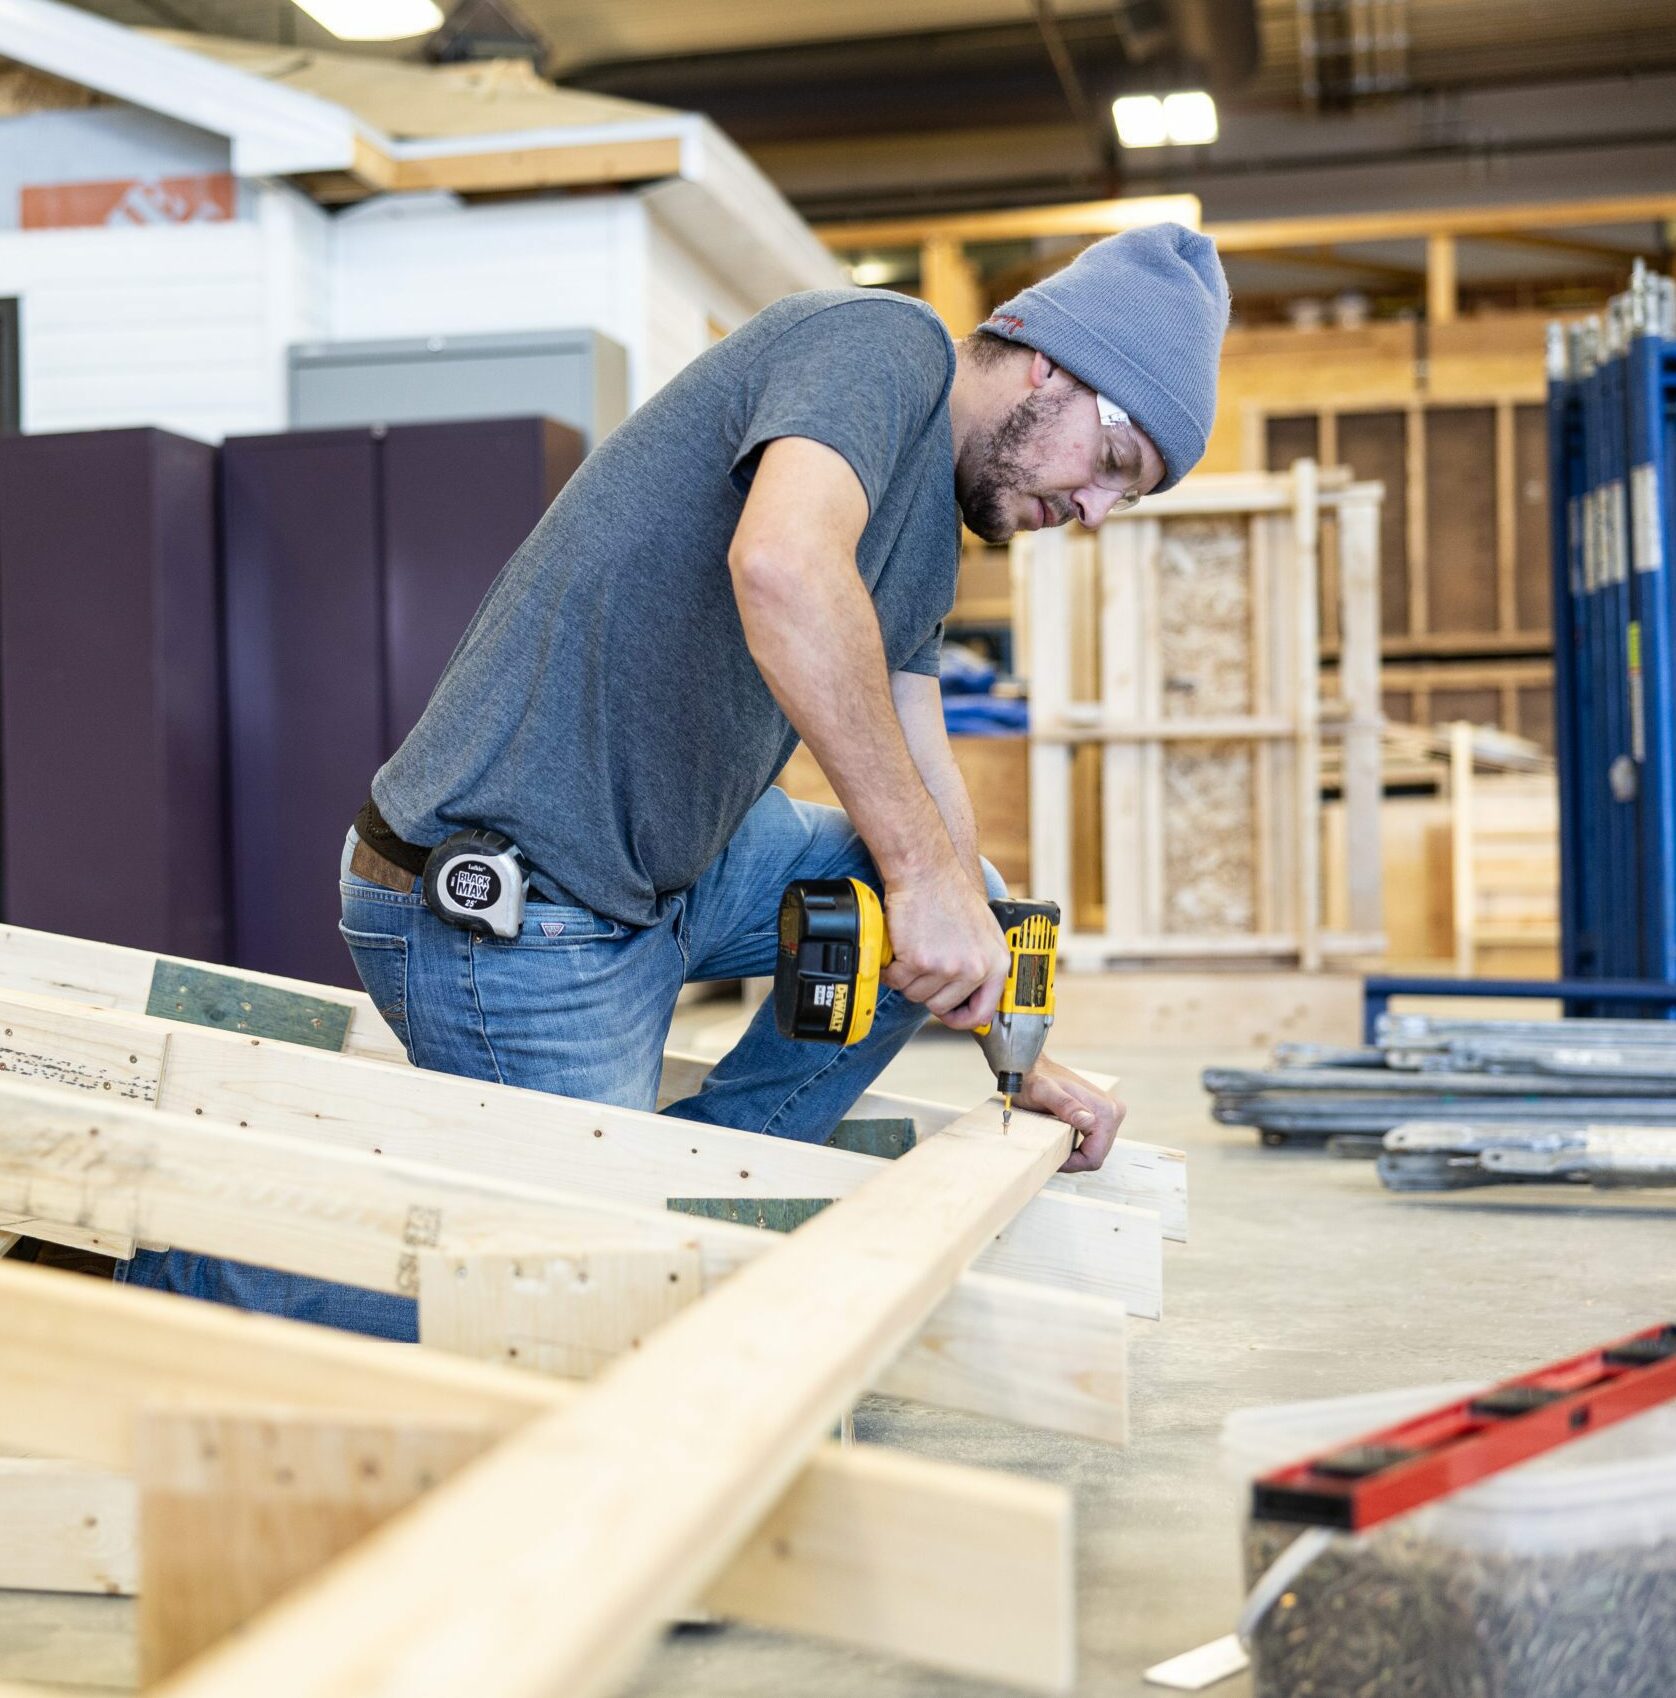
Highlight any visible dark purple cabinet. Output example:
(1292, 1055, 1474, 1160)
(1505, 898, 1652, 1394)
(0, 428, 225, 960)
(222, 417, 581, 986)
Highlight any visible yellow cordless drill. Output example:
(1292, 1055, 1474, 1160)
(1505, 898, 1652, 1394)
(773, 879, 1060, 1129)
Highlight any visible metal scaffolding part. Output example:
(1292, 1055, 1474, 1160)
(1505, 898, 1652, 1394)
(1548, 262, 1676, 1011)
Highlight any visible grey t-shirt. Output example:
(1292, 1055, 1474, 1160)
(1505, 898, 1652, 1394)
(372, 287, 961, 926)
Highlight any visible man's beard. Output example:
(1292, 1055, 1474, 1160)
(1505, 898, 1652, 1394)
(955, 385, 1081, 544)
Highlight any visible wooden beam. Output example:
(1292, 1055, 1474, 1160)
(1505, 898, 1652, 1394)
(1207, 193, 1676, 254)
(0, 925, 1186, 1236)
(1239, 245, 1425, 282)
(0, 1076, 1132, 1439)
(0, 988, 1164, 1315)
(418, 1245, 705, 1380)
(1427, 233, 1458, 326)
(819, 193, 1202, 250)
(138, 1407, 495, 1684)
(0, 1456, 134, 1594)
(920, 235, 985, 333)
(0, 1260, 1072, 1688)
(1478, 231, 1640, 267)
(820, 192, 1676, 259)
(147, 1096, 1080, 1698)
(350, 132, 685, 197)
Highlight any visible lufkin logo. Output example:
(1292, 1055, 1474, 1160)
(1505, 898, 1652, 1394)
(987, 312, 1026, 335)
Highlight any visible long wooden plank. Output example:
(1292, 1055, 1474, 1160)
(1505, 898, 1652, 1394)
(1, 924, 1188, 1235)
(0, 1260, 1072, 1688)
(149, 1096, 1081, 1698)
(0, 988, 1163, 1315)
(0, 1077, 1129, 1440)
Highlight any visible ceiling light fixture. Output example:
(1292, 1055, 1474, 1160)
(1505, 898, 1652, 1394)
(1112, 90, 1219, 148)
(291, 0, 444, 41)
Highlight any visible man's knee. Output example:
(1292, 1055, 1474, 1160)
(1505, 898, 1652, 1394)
(979, 856, 1008, 904)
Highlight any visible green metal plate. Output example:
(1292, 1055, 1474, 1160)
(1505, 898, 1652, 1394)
(666, 1197, 834, 1234)
(826, 1117, 917, 1160)
(146, 961, 353, 1052)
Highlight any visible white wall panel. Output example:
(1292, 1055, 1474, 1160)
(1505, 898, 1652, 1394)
(642, 209, 757, 399)
(327, 193, 653, 399)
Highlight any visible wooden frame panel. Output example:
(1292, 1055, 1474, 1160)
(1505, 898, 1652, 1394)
(141, 1091, 1080, 1698)
(1017, 469, 1383, 969)
(0, 1075, 1132, 1439)
(0, 1261, 1072, 1692)
(0, 987, 1164, 1315)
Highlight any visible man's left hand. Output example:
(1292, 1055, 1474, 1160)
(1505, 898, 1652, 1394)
(1011, 1055, 1127, 1172)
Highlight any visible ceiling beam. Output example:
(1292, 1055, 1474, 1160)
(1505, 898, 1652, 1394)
(1476, 230, 1641, 267)
(819, 191, 1676, 256)
(819, 192, 1201, 249)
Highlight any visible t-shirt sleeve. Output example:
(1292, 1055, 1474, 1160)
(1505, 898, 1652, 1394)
(729, 300, 953, 516)
(898, 621, 944, 678)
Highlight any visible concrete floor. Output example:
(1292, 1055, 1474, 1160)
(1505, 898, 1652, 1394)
(7, 1011, 1676, 1697)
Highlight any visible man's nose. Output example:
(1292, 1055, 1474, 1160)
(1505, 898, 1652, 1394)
(1072, 485, 1123, 527)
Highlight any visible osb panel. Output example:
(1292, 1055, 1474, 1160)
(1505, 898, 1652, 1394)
(1162, 742, 1257, 933)
(1157, 518, 1253, 718)
(1157, 517, 1256, 932)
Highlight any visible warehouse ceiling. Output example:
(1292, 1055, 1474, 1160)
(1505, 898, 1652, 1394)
(33, 0, 1676, 303)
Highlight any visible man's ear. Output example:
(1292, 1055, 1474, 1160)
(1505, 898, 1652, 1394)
(1026, 350, 1057, 390)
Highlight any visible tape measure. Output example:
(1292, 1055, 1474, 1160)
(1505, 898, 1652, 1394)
(422, 828, 528, 940)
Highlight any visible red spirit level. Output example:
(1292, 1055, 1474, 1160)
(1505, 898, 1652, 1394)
(1254, 1322, 1676, 1532)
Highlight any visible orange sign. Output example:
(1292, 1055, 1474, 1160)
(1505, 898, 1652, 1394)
(21, 172, 237, 231)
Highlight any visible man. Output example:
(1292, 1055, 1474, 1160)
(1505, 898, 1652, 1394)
(123, 221, 1229, 1333)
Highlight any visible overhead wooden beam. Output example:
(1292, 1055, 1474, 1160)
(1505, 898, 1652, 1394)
(0, 925, 1187, 1237)
(1207, 193, 1676, 254)
(1238, 245, 1425, 282)
(147, 1095, 1081, 1698)
(819, 193, 1202, 250)
(0, 1077, 1129, 1441)
(0, 988, 1165, 1314)
(1478, 230, 1641, 267)
(0, 1260, 1072, 1688)
(818, 191, 1676, 261)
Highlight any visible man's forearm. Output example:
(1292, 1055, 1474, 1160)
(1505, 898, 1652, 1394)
(733, 557, 958, 883)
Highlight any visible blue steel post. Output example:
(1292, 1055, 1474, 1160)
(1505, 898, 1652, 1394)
(1576, 319, 1609, 1001)
(1546, 323, 1586, 986)
(1626, 262, 1676, 993)
(1602, 300, 1642, 993)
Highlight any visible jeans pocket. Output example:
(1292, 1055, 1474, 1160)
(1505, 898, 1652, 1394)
(339, 926, 411, 1052)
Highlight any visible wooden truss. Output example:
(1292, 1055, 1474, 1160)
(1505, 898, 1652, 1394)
(1013, 462, 1385, 971)
(0, 925, 1185, 1697)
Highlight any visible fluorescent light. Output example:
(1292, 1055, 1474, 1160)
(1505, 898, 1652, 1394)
(291, 0, 443, 40)
(1113, 90, 1219, 148)
(1112, 94, 1167, 149)
(849, 258, 896, 288)
(1163, 91, 1219, 146)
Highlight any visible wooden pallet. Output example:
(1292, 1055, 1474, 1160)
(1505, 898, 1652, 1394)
(1013, 464, 1385, 970)
(0, 925, 1179, 1697)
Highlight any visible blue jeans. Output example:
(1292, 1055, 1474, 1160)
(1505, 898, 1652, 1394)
(123, 789, 1002, 1338)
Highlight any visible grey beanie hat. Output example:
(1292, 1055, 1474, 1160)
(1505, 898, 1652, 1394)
(978, 222, 1230, 491)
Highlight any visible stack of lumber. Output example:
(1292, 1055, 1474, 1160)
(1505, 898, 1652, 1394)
(0, 923, 1188, 1698)
(1318, 718, 1553, 795)
(1204, 1011, 1676, 1147)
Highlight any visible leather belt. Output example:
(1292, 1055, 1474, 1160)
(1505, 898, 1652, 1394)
(350, 798, 427, 893)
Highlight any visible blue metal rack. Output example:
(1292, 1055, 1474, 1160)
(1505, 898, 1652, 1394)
(1549, 263, 1676, 1013)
